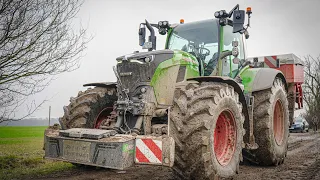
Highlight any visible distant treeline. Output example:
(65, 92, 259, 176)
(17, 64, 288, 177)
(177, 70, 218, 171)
(0, 118, 59, 126)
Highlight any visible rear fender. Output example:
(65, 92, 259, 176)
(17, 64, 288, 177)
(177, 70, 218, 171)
(240, 68, 288, 93)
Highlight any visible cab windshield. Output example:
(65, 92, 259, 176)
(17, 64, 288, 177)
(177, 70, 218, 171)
(166, 19, 219, 76)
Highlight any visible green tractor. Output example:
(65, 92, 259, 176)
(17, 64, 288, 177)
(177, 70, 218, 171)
(44, 4, 304, 179)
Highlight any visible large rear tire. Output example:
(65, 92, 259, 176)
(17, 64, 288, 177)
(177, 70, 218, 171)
(59, 87, 117, 129)
(250, 78, 289, 165)
(169, 82, 244, 179)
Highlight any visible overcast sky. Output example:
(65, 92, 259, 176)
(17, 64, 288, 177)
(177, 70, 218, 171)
(18, 0, 320, 118)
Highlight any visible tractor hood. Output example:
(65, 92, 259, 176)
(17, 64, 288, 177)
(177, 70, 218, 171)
(115, 49, 199, 107)
(115, 50, 174, 95)
(116, 50, 174, 63)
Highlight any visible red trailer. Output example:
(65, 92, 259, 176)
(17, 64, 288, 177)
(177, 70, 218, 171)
(248, 53, 304, 124)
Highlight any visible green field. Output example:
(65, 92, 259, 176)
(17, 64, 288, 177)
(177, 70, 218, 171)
(0, 126, 74, 180)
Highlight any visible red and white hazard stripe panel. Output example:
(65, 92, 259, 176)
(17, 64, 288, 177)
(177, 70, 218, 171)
(264, 56, 278, 68)
(135, 138, 162, 164)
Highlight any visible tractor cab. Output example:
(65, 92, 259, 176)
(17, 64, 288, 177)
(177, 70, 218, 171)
(165, 19, 247, 77)
(138, 4, 252, 78)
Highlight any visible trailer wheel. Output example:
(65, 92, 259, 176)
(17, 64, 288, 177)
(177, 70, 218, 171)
(169, 82, 244, 179)
(250, 78, 289, 165)
(59, 87, 117, 129)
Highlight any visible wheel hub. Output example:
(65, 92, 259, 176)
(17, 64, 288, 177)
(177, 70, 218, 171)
(274, 99, 284, 145)
(95, 107, 115, 129)
(214, 110, 237, 166)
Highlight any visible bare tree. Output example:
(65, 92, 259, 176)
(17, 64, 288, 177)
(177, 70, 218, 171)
(0, 0, 88, 122)
(303, 55, 320, 131)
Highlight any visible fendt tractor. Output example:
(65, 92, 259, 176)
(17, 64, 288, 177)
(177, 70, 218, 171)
(44, 5, 304, 179)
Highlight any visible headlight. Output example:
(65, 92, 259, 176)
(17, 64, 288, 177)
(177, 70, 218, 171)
(214, 11, 220, 18)
(144, 55, 154, 63)
(219, 11, 223, 16)
(145, 57, 151, 62)
(140, 87, 146, 93)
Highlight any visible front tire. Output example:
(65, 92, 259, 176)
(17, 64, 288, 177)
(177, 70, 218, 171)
(59, 87, 117, 129)
(169, 82, 244, 179)
(250, 78, 289, 165)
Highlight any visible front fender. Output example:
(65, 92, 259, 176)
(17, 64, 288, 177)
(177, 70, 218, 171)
(188, 76, 245, 99)
(240, 67, 287, 93)
(83, 82, 117, 88)
(187, 76, 248, 114)
(187, 76, 247, 111)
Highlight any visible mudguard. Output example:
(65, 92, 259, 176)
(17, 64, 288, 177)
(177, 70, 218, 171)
(240, 67, 287, 93)
(188, 76, 245, 100)
(83, 82, 117, 88)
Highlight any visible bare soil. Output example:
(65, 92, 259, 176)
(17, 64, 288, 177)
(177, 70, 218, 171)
(35, 132, 320, 180)
(235, 132, 320, 180)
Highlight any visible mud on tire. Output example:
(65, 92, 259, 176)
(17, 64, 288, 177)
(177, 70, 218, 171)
(169, 81, 245, 179)
(249, 78, 289, 165)
(59, 87, 117, 129)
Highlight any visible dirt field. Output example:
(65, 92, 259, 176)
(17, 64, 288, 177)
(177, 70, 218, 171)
(36, 132, 320, 180)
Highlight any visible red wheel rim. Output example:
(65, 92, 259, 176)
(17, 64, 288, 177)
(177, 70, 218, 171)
(274, 99, 284, 145)
(214, 110, 237, 166)
(94, 107, 113, 129)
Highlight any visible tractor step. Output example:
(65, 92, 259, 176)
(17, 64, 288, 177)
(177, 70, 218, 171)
(44, 128, 174, 170)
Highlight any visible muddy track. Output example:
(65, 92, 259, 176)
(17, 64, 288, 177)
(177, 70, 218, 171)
(36, 132, 320, 180)
(235, 132, 320, 180)
(287, 140, 304, 151)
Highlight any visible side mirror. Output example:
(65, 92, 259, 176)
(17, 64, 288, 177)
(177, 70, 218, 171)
(145, 20, 156, 51)
(138, 25, 146, 46)
(233, 10, 245, 33)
